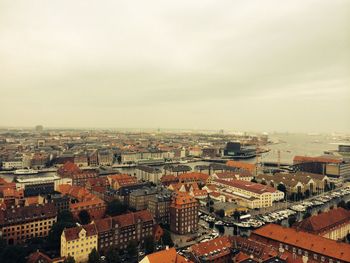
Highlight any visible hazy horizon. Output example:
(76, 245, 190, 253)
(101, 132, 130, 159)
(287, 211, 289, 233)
(1, 0, 349, 133)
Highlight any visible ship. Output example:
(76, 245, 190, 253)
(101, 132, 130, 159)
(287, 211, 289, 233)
(14, 169, 39, 175)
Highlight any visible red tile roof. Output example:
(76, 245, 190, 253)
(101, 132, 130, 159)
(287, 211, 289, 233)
(112, 210, 154, 228)
(293, 155, 342, 164)
(252, 224, 350, 262)
(178, 172, 209, 183)
(57, 161, 81, 176)
(214, 179, 277, 194)
(226, 161, 256, 173)
(294, 207, 350, 234)
(143, 247, 192, 263)
(63, 223, 97, 242)
(190, 236, 232, 261)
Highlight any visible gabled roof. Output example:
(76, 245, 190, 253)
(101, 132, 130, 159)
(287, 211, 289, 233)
(141, 247, 192, 263)
(63, 223, 97, 242)
(190, 236, 231, 260)
(294, 207, 350, 234)
(252, 224, 350, 262)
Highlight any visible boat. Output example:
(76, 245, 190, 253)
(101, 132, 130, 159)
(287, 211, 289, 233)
(215, 221, 224, 226)
(14, 169, 39, 175)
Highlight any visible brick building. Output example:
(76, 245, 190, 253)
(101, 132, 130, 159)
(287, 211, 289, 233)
(170, 192, 199, 235)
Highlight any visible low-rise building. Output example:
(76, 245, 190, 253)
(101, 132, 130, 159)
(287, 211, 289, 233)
(107, 174, 138, 190)
(140, 247, 192, 263)
(0, 203, 57, 245)
(94, 210, 156, 252)
(252, 223, 350, 263)
(135, 165, 162, 184)
(190, 236, 232, 263)
(213, 179, 284, 209)
(294, 207, 350, 241)
(60, 223, 98, 263)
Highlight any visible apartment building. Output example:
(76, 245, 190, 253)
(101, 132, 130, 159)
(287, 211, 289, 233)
(170, 192, 199, 235)
(60, 223, 98, 263)
(294, 207, 350, 241)
(213, 179, 284, 209)
(94, 210, 156, 252)
(0, 203, 57, 245)
(129, 187, 158, 211)
(147, 192, 172, 224)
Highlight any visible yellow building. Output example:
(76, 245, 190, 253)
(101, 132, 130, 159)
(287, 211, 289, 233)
(61, 223, 98, 263)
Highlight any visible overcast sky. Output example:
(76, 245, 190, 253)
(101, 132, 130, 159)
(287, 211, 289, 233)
(0, 0, 349, 133)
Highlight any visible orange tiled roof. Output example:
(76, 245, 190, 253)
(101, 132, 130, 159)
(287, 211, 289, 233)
(111, 210, 154, 228)
(57, 161, 81, 176)
(252, 224, 350, 262)
(171, 192, 198, 207)
(293, 155, 342, 164)
(143, 247, 193, 263)
(63, 223, 97, 242)
(178, 172, 209, 183)
(226, 160, 256, 172)
(191, 236, 232, 261)
(294, 207, 350, 234)
(214, 179, 277, 194)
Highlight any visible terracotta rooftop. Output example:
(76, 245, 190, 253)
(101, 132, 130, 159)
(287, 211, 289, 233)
(214, 179, 278, 194)
(178, 172, 209, 182)
(171, 192, 198, 207)
(226, 161, 256, 172)
(190, 236, 232, 261)
(252, 224, 350, 262)
(294, 207, 350, 234)
(111, 210, 154, 228)
(293, 155, 342, 164)
(63, 223, 97, 242)
(142, 247, 192, 263)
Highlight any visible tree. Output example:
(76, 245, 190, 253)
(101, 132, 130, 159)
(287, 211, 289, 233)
(347, 233, 350, 243)
(261, 180, 267, 185)
(251, 178, 258, 183)
(338, 200, 346, 209)
(277, 184, 287, 199)
(0, 245, 27, 263)
(58, 210, 75, 223)
(144, 236, 155, 254)
(106, 199, 127, 217)
(233, 211, 240, 220)
(303, 212, 312, 219)
(162, 230, 174, 247)
(215, 209, 225, 218)
(64, 256, 76, 263)
(88, 248, 100, 263)
(209, 207, 214, 213)
(288, 216, 297, 227)
(78, 210, 91, 225)
(105, 247, 120, 263)
(126, 240, 138, 258)
(47, 221, 76, 250)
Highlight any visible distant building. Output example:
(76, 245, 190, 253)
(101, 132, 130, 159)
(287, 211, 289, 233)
(61, 223, 98, 263)
(57, 162, 97, 187)
(294, 207, 350, 241)
(135, 165, 162, 184)
(98, 150, 114, 166)
(107, 174, 138, 190)
(0, 203, 57, 245)
(35, 125, 44, 132)
(170, 192, 199, 235)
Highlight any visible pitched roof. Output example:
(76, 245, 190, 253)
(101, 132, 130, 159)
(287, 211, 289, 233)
(252, 224, 350, 262)
(142, 247, 192, 263)
(293, 156, 342, 164)
(178, 172, 209, 182)
(171, 192, 198, 207)
(190, 236, 232, 261)
(63, 223, 97, 242)
(294, 207, 350, 234)
(214, 179, 277, 194)
(111, 210, 154, 228)
(226, 161, 256, 173)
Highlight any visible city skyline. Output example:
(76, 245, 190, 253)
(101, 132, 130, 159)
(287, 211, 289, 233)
(0, 0, 349, 133)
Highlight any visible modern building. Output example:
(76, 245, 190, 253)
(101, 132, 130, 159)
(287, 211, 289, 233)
(60, 223, 98, 263)
(293, 207, 350, 241)
(0, 203, 57, 245)
(170, 192, 199, 235)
